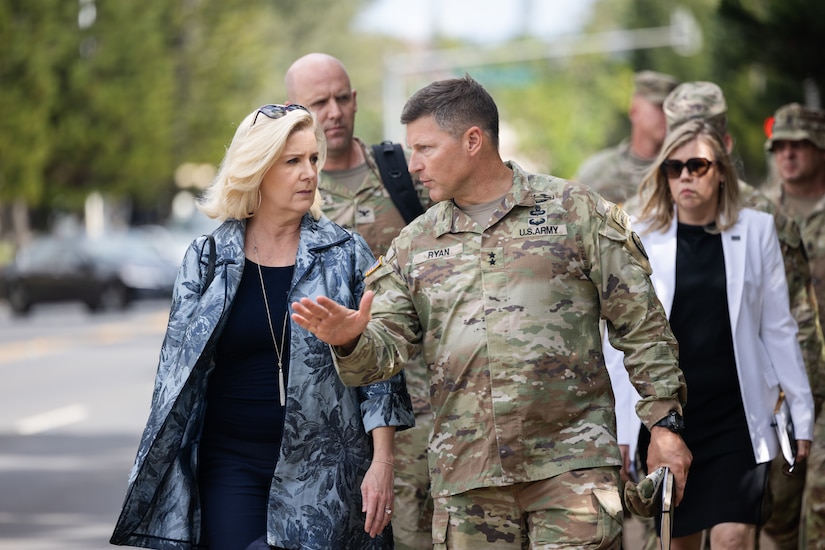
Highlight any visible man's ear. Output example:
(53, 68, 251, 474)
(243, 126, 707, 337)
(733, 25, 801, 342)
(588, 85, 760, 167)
(465, 126, 483, 156)
(352, 89, 358, 114)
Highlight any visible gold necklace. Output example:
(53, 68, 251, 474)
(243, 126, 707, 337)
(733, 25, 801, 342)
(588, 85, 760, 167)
(252, 231, 288, 407)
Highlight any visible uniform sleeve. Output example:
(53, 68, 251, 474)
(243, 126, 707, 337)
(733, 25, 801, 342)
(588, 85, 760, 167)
(775, 212, 825, 417)
(604, 330, 642, 449)
(333, 243, 422, 387)
(593, 201, 686, 429)
(346, 234, 415, 431)
(758, 219, 815, 440)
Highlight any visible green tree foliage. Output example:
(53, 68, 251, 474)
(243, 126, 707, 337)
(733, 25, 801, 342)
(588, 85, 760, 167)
(497, 62, 636, 179)
(2, 0, 821, 235)
(0, 0, 74, 205)
(0, 0, 399, 231)
(716, 0, 825, 184)
(495, 0, 821, 187)
(718, 0, 825, 98)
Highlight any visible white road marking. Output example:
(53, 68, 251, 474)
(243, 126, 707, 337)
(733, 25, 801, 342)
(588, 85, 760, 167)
(15, 404, 89, 435)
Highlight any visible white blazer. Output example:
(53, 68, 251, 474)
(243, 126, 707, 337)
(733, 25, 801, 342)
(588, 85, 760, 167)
(606, 207, 814, 466)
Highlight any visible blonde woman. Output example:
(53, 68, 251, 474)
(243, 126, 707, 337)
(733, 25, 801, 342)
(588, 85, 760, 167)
(607, 119, 814, 550)
(112, 105, 413, 550)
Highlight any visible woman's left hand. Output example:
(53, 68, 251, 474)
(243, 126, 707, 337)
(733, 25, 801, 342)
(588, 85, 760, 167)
(361, 460, 395, 538)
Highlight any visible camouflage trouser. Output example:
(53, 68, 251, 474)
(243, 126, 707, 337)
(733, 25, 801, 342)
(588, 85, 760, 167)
(762, 451, 806, 550)
(802, 410, 825, 549)
(393, 412, 434, 550)
(631, 515, 659, 550)
(431, 467, 623, 550)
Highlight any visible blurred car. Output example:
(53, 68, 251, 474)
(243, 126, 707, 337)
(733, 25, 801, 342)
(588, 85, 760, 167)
(1, 231, 178, 315)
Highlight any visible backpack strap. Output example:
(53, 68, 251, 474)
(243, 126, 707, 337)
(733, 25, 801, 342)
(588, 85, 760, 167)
(371, 141, 424, 224)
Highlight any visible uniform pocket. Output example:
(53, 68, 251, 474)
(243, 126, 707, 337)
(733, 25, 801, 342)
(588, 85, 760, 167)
(431, 509, 449, 548)
(593, 487, 623, 548)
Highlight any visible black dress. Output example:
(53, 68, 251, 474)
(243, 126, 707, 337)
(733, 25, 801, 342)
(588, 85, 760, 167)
(639, 223, 769, 537)
(198, 260, 293, 550)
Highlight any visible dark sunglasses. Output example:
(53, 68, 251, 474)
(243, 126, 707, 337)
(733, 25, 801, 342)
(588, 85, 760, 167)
(252, 103, 309, 126)
(660, 158, 716, 179)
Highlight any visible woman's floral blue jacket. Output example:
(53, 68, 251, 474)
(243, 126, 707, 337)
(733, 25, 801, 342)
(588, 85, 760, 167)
(111, 216, 414, 549)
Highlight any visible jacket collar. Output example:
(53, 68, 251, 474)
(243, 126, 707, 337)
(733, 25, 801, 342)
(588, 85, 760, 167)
(215, 214, 352, 271)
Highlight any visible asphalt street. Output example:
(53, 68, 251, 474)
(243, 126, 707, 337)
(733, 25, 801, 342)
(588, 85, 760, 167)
(0, 299, 780, 549)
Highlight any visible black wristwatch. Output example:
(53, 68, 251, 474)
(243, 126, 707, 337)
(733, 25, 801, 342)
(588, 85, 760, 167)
(653, 410, 684, 433)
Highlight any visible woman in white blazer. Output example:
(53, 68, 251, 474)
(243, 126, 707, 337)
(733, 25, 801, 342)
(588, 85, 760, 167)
(606, 119, 814, 550)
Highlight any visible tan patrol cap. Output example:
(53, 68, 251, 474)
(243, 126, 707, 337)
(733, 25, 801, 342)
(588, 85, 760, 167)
(765, 103, 825, 151)
(633, 71, 680, 105)
(663, 81, 727, 134)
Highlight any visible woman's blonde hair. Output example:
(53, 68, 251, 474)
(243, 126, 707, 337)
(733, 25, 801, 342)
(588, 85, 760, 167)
(197, 106, 326, 221)
(637, 119, 740, 234)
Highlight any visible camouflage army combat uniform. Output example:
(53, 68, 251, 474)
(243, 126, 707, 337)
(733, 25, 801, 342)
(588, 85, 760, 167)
(740, 182, 825, 413)
(574, 139, 654, 205)
(574, 70, 679, 206)
(766, 185, 825, 549)
(318, 137, 433, 550)
(317, 138, 430, 259)
(333, 161, 686, 548)
(763, 103, 825, 550)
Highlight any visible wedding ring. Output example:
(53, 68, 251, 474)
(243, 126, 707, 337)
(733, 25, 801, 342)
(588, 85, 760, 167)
(384, 508, 392, 515)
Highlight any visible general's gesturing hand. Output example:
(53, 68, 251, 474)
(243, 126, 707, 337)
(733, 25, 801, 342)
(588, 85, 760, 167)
(291, 291, 374, 351)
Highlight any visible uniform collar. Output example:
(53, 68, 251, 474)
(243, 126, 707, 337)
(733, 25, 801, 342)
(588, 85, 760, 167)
(432, 161, 544, 237)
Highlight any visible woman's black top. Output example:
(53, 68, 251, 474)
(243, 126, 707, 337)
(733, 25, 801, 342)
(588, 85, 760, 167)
(640, 223, 751, 463)
(202, 260, 293, 447)
(669, 223, 751, 460)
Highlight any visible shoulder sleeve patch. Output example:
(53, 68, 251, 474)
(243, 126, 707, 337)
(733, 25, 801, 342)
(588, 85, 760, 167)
(600, 205, 651, 272)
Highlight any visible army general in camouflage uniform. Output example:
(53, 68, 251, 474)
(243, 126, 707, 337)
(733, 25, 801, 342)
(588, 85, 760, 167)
(764, 103, 825, 550)
(654, 84, 825, 550)
(292, 76, 692, 549)
(286, 53, 433, 550)
(575, 71, 679, 205)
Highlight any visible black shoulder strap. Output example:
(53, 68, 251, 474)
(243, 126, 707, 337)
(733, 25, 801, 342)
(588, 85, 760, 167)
(371, 141, 424, 224)
(200, 234, 216, 292)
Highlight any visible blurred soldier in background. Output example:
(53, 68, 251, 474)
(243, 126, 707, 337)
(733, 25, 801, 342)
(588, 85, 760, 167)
(764, 103, 825, 550)
(285, 52, 433, 550)
(575, 70, 679, 205)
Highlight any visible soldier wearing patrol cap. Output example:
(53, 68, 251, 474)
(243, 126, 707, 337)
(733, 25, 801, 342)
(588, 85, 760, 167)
(631, 83, 825, 550)
(294, 75, 693, 549)
(663, 80, 728, 135)
(575, 70, 680, 205)
(765, 102, 825, 550)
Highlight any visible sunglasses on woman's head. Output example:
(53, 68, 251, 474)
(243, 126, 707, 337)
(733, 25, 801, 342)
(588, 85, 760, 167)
(660, 158, 715, 179)
(252, 104, 309, 126)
